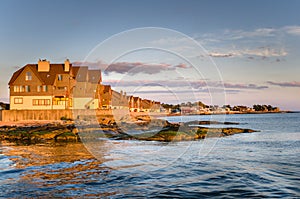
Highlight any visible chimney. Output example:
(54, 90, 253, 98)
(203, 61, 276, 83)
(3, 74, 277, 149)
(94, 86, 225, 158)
(38, 59, 50, 72)
(64, 59, 70, 72)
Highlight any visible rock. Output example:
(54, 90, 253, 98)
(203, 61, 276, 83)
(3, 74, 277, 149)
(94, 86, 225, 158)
(0, 118, 257, 143)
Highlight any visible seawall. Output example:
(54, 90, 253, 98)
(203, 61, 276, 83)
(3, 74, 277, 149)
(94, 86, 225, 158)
(0, 109, 113, 122)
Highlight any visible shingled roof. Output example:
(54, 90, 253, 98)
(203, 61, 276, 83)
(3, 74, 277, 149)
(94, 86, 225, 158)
(8, 64, 43, 85)
(8, 63, 101, 85)
(88, 70, 102, 83)
(38, 64, 72, 85)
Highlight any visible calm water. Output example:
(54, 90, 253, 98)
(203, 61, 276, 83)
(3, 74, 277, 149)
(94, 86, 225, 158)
(0, 113, 299, 198)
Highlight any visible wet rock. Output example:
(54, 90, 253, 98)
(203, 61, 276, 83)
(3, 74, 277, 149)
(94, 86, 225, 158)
(0, 117, 257, 143)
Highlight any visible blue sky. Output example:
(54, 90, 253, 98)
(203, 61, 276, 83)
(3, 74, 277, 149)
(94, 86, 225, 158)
(1, 0, 300, 110)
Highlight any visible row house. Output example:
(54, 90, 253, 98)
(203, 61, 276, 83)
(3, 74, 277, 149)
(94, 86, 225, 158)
(97, 84, 112, 109)
(99, 90, 161, 112)
(129, 96, 161, 112)
(73, 66, 102, 109)
(128, 96, 141, 112)
(112, 90, 128, 110)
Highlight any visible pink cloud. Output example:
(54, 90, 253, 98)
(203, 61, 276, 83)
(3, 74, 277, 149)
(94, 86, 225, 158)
(267, 81, 300, 87)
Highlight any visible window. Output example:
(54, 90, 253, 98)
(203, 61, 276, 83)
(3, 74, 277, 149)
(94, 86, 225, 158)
(32, 99, 50, 106)
(14, 98, 23, 104)
(53, 98, 67, 105)
(33, 99, 38, 105)
(42, 85, 48, 92)
(37, 85, 42, 92)
(25, 85, 30, 92)
(57, 86, 66, 90)
(58, 74, 63, 81)
(13, 86, 19, 92)
(13, 86, 24, 92)
(25, 72, 32, 81)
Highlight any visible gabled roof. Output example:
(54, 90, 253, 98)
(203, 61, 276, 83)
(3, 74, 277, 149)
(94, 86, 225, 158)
(8, 63, 101, 86)
(103, 85, 111, 93)
(88, 70, 102, 83)
(112, 90, 120, 97)
(8, 64, 44, 85)
(9, 67, 25, 85)
(71, 66, 80, 77)
(141, 99, 153, 109)
(38, 64, 72, 85)
(75, 66, 88, 82)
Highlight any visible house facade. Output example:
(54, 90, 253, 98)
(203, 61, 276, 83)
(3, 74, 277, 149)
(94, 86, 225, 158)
(9, 59, 101, 110)
(8, 59, 161, 112)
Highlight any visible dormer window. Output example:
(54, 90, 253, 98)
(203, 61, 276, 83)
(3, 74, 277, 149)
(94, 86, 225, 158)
(58, 74, 63, 81)
(25, 72, 32, 81)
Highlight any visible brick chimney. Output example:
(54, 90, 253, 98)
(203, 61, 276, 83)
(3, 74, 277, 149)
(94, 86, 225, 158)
(38, 59, 50, 72)
(64, 59, 70, 72)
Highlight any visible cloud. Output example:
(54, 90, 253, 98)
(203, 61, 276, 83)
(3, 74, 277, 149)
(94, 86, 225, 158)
(208, 52, 235, 58)
(103, 79, 207, 88)
(106, 62, 183, 75)
(245, 47, 287, 57)
(216, 26, 300, 41)
(224, 28, 276, 40)
(208, 46, 287, 59)
(197, 26, 295, 61)
(149, 37, 193, 45)
(73, 61, 190, 75)
(267, 81, 300, 88)
(173, 63, 189, 68)
(282, 26, 300, 36)
(72, 61, 108, 69)
(223, 83, 268, 90)
(104, 79, 268, 91)
(128, 88, 240, 95)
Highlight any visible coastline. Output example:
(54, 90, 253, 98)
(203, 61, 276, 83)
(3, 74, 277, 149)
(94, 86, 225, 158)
(167, 110, 295, 116)
(0, 112, 260, 143)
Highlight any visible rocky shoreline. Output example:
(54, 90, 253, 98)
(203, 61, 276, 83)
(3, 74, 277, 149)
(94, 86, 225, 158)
(0, 116, 258, 144)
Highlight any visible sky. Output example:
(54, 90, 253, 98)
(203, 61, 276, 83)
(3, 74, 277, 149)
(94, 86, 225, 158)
(0, 0, 300, 110)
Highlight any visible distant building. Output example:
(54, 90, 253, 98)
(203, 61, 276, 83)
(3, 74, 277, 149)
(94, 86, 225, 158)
(97, 84, 112, 109)
(128, 96, 141, 112)
(111, 90, 128, 110)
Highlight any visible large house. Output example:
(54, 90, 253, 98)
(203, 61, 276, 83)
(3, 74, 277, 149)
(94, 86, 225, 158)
(8, 59, 161, 112)
(8, 59, 101, 110)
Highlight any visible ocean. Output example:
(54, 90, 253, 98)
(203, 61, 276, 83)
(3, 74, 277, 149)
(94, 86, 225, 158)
(0, 113, 299, 198)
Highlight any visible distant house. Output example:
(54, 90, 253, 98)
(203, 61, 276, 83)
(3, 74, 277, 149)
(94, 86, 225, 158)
(140, 99, 161, 112)
(140, 99, 152, 112)
(72, 67, 102, 109)
(8, 59, 101, 110)
(112, 90, 128, 110)
(98, 84, 112, 109)
(128, 96, 141, 112)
